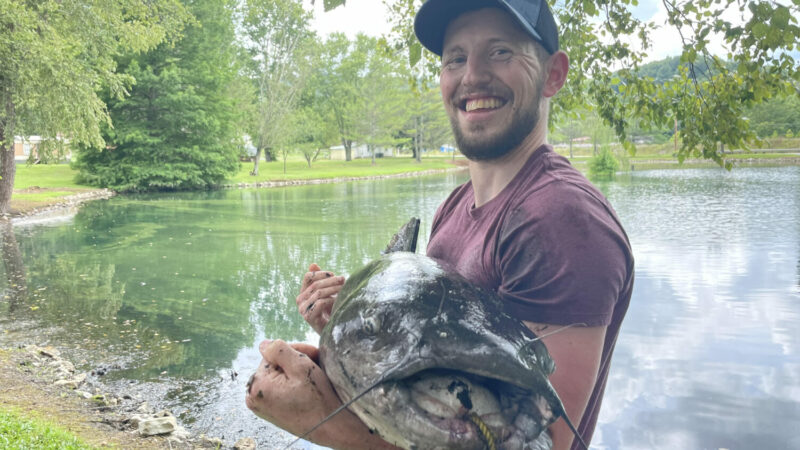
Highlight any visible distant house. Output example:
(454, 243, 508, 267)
(13, 136, 71, 162)
(329, 143, 395, 160)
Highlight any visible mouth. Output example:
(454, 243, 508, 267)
(381, 368, 554, 447)
(460, 96, 507, 113)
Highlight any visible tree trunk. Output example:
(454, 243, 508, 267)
(343, 139, 352, 162)
(0, 123, 17, 216)
(370, 144, 375, 165)
(251, 147, 262, 175)
(416, 116, 422, 163)
(264, 148, 276, 162)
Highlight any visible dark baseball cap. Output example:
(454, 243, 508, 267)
(414, 0, 559, 56)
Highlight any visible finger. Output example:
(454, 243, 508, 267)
(302, 295, 334, 319)
(263, 339, 321, 378)
(307, 285, 342, 305)
(290, 342, 320, 363)
(258, 339, 275, 356)
(302, 269, 335, 291)
(304, 275, 345, 296)
(303, 297, 335, 334)
(298, 274, 341, 306)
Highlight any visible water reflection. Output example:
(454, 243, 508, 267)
(596, 166, 800, 449)
(1, 167, 799, 448)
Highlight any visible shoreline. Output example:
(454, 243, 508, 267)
(0, 345, 237, 449)
(8, 167, 468, 225)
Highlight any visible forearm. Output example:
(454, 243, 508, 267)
(308, 408, 400, 450)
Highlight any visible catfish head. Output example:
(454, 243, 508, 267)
(318, 252, 569, 449)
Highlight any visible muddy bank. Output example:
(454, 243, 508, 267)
(0, 345, 256, 449)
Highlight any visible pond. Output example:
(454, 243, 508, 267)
(1, 165, 798, 449)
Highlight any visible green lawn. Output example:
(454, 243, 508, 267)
(13, 164, 86, 190)
(229, 155, 461, 184)
(0, 407, 94, 449)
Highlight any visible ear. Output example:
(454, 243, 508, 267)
(542, 51, 569, 98)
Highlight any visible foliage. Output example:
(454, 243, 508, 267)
(587, 146, 620, 179)
(73, 0, 242, 192)
(746, 95, 800, 137)
(0, 0, 190, 212)
(311, 33, 372, 161)
(354, 39, 414, 164)
(373, 0, 800, 168)
(240, 0, 314, 172)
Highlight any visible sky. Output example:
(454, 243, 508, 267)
(303, 0, 753, 64)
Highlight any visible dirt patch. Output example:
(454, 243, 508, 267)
(0, 346, 229, 449)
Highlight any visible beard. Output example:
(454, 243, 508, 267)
(449, 78, 545, 161)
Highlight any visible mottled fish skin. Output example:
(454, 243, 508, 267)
(318, 247, 567, 450)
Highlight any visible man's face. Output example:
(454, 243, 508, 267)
(439, 8, 548, 161)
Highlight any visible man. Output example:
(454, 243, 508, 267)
(245, 1, 634, 449)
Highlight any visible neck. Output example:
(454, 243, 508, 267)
(468, 119, 548, 208)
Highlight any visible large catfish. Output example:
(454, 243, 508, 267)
(301, 218, 586, 450)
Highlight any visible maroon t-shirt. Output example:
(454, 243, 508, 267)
(427, 145, 634, 448)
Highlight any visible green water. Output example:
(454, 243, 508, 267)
(0, 172, 467, 444)
(2, 166, 799, 448)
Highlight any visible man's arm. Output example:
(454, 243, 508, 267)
(525, 321, 606, 450)
(245, 339, 399, 450)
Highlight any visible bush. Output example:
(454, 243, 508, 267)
(588, 146, 620, 179)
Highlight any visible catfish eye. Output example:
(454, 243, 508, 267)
(362, 314, 381, 335)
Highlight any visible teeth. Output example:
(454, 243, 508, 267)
(465, 98, 503, 112)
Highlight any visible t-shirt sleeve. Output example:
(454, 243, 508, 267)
(496, 183, 631, 327)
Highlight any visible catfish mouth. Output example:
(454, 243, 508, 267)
(383, 368, 554, 448)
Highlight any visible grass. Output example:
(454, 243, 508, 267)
(0, 406, 94, 449)
(229, 155, 462, 184)
(13, 164, 86, 190)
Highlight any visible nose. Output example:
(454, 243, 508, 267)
(462, 55, 492, 88)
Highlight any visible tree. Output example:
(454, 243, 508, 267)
(0, 0, 190, 213)
(313, 33, 371, 162)
(240, 0, 313, 175)
(333, 0, 800, 168)
(354, 37, 412, 165)
(74, 0, 243, 191)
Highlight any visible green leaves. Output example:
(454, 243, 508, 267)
(73, 0, 241, 192)
(382, 0, 800, 166)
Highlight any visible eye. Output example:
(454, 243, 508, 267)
(490, 48, 512, 60)
(362, 314, 382, 335)
(443, 55, 466, 70)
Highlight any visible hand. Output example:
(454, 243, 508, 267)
(245, 340, 343, 440)
(245, 340, 396, 449)
(296, 263, 345, 334)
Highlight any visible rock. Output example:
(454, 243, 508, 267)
(50, 359, 75, 375)
(137, 410, 177, 436)
(234, 437, 257, 450)
(199, 435, 225, 448)
(36, 345, 61, 359)
(136, 402, 152, 414)
(75, 390, 93, 399)
(54, 372, 86, 389)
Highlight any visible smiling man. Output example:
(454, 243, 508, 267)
(246, 1, 634, 449)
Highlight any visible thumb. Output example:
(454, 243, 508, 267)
(290, 342, 320, 364)
(262, 340, 321, 377)
(308, 263, 322, 272)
